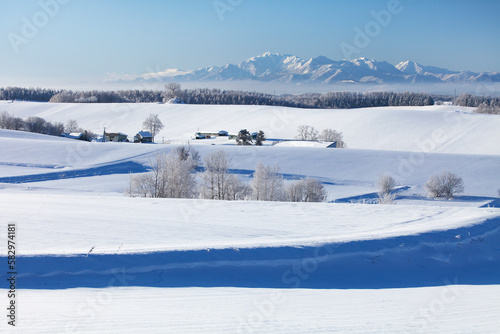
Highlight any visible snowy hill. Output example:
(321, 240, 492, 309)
(2, 101, 499, 156)
(1, 101, 500, 333)
(116, 52, 500, 84)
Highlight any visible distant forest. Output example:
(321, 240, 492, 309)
(0, 86, 497, 111)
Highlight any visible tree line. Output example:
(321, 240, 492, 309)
(1, 86, 437, 109)
(0, 112, 95, 140)
(455, 93, 500, 114)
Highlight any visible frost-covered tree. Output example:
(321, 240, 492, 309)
(376, 174, 397, 196)
(164, 82, 182, 102)
(200, 150, 232, 200)
(250, 162, 285, 201)
(225, 174, 251, 201)
(127, 151, 197, 198)
(0, 111, 15, 129)
(142, 114, 164, 142)
(319, 128, 346, 147)
(286, 178, 327, 202)
(296, 125, 319, 141)
(425, 171, 464, 199)
(376, 174, 397, 204)
(255, 130, 266, 146)
(378, 193, 396, 205)
(236, 129, 253, 146)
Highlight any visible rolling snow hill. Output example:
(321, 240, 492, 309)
(2, 101, 500, 156)
(0, 102, 499, 333)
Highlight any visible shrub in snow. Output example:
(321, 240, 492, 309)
(286, 178, 327, 202)
(378, 193, 396, 205)
(425, 171, 464, 199)
(376, 174, 397, 196)
(376, 174, 397, 204)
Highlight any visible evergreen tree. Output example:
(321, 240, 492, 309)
(236, 129, 252, 145)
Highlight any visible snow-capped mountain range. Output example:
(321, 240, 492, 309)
(120, 52, 500, 85)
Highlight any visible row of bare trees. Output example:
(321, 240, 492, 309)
(0, 112, 96, 140)
(296, 125, 346, 147)
(127, 148, 327, 202)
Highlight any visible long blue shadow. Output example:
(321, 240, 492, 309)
(334, 186, 411, 203)
(0, 161, 150, 184)
(5, 217, 500, 290)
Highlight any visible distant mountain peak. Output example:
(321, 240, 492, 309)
(114, 53, 498, 85)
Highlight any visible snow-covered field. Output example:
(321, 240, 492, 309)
(0, 102, 499, 333)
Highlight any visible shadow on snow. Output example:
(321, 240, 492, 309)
(5, 216, 500, 290)
(0, 161, 150, 184)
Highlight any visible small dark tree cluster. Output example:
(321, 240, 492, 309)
(236, 129, 252, 145)
(255, 131, 266, 146)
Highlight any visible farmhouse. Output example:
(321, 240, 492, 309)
(62, 132, 84, 140)
(194, 130, 229, 139)
(134, 131, 153, 143)
(105, 132, 128, 142)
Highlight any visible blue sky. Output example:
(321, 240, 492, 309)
(1, 0, 499, 87)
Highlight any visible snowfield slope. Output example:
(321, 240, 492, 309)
(0, 102, 500, 333)
(2, 101, 500, 155)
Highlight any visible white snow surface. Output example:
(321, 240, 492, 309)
(0, 102, 499, 333)
(2, 101, 500, 155)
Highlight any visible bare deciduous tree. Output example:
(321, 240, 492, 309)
(65, 119, 80, 133)
(127, 151, 196, 198)
(425, 171, 464, 199)
(24, 116, 47, 133)
(173, 145, 201, 169)
(225, 174, 251, 201)
(376, 174, 397, 196)
(296, 125, 319, 141)
(164, 82, 182, 101)
(286, 178, 327, 202)
(319, 128, 346, 148)
(200, 150, 232, 200)
(251, 162, 285, 201)
(142, 114, 164, 142)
